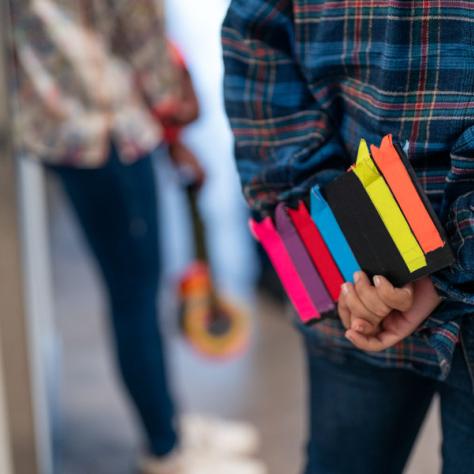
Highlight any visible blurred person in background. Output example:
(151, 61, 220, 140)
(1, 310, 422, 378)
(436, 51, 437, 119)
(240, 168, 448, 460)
(223, 1, 474, 473)
(10, 1, 265, 473)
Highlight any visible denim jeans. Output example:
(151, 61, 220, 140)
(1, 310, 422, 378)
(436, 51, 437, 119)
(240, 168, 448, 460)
(49, 146, 177, 456)
(303, 331, 474, 474)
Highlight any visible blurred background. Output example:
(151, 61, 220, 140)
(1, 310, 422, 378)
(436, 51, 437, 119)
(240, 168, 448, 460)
(0, 0, 441, 473)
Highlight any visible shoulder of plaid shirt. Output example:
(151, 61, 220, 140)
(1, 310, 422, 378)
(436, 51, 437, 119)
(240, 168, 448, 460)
(222, 0, 474, 380)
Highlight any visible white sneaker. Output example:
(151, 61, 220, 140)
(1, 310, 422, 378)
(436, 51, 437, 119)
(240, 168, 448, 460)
(180, 414, 260, 456)
(139, 450, 267, 474)
(140, 449, 182, 474)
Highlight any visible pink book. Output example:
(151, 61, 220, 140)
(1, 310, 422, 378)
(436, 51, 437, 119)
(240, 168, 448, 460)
(249, 217, 320, 323)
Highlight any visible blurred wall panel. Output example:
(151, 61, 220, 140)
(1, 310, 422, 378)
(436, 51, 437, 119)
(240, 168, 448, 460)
(0, 350, 13, 474)
(0, 2, 13, 469)
(0, 1, 51, 473)
(18, 159, 56, 474)
(0, 16, 39, 474)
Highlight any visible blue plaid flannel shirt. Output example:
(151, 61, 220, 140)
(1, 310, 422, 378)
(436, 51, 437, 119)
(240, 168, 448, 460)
(222, 0, 474, 380)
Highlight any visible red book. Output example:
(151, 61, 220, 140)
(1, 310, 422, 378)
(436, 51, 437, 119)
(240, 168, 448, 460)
(288, 202, 344, 301)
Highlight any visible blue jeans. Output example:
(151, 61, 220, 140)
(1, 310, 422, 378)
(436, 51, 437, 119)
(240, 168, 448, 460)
(49, 146, 177, 456)
(303, 335, 474, 474)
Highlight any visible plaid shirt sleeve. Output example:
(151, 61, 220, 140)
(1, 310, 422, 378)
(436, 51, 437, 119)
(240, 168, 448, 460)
(419, 194, 473, 366)
(222, 0, 347, 216)
(431, 200, 474, 308)
(434, 197, 474, 304)
(432, 123, 474, 309)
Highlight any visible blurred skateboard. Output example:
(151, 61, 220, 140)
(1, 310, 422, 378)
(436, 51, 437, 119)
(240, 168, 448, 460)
(178, 182, 249, 359)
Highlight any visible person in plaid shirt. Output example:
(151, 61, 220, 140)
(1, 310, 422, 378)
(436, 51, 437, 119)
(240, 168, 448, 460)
(223, 1, 474, 472)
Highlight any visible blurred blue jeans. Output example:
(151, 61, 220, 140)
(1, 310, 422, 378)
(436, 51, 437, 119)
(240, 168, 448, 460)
(49, 145, 177, 457)
(303, 335, 474, 474)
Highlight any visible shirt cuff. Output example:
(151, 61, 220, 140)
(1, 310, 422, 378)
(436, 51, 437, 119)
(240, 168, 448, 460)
(431, 191, 474, 308)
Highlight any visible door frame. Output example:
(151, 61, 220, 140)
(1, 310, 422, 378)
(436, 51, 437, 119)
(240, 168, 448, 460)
(0, 2, 51, 473)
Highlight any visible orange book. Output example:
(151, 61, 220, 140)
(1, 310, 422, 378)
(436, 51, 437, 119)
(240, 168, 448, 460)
(370, 135, 445, 253)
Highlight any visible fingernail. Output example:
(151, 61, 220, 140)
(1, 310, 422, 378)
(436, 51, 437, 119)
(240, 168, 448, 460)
(355, 323, 366, 333)
(353, 272, 360, 283)
(341, 283, 350, 295)
(374, 276, 381, 287)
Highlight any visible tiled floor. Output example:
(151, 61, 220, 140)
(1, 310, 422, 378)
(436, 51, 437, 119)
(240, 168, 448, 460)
(49, 181, 441, 474)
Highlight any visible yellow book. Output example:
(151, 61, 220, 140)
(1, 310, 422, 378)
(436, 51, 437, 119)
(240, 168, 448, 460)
(352, 140, 426, 273)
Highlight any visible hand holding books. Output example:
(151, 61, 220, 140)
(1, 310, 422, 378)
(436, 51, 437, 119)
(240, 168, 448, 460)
(250, 134, 454, 349)
(343, 274, 442, 351)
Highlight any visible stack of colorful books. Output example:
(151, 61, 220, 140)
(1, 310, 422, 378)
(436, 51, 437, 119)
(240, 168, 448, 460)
(250, 135, 454, 325)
